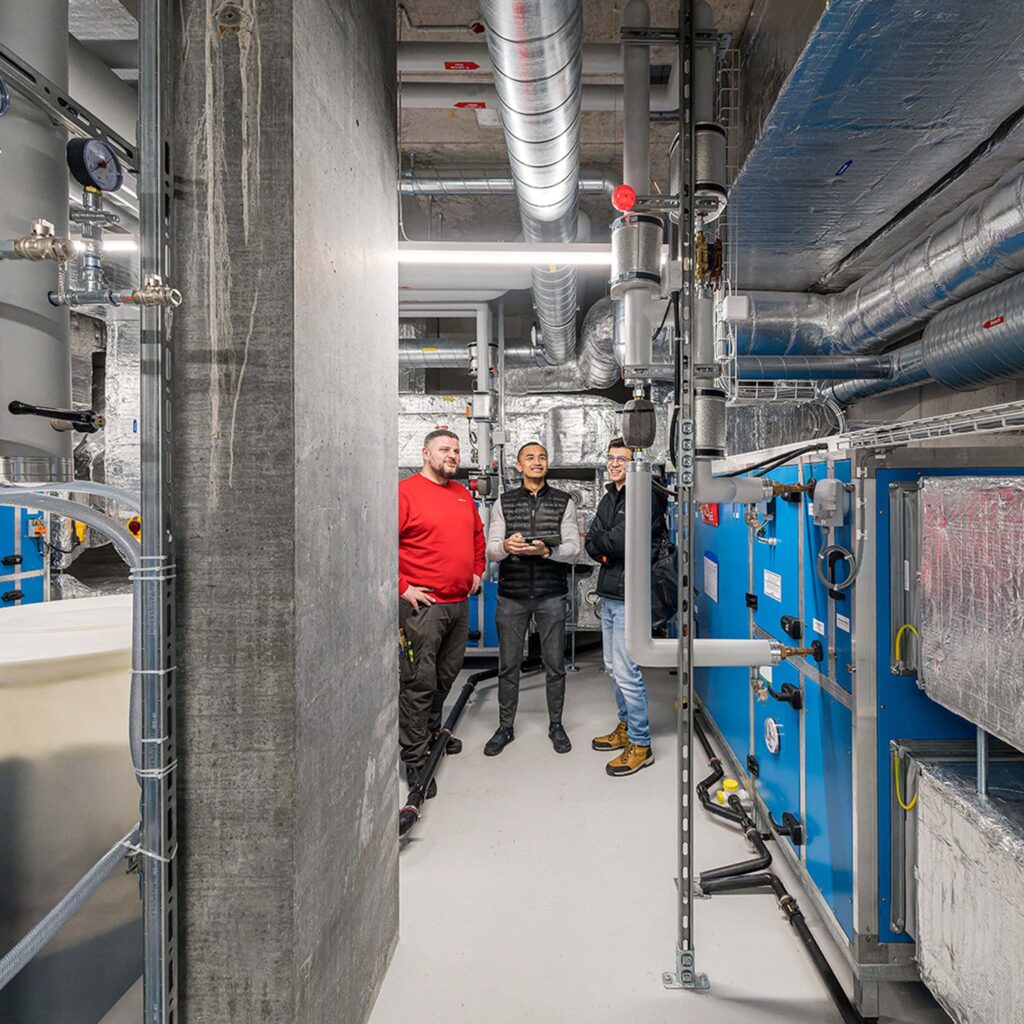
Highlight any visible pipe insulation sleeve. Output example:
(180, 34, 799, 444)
(0, 481, 141, 513)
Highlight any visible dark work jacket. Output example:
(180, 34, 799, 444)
(497, 483, 572, 599)
(585, 482, 668, 600)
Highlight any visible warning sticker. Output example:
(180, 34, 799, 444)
(764, 569, 782, 602)
(812, 618, 825, 636)
(836, 613, 851, 633)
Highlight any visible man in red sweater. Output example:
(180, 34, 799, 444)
(398, 429, 485, 796)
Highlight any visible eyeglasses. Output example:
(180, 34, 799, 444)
(606, 456, 631, 465)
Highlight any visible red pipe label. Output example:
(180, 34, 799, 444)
(454, 101, 486, 109)
(984, 315, 1005, 329)
(444, 61, 481, 71)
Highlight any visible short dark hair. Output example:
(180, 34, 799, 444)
(516, 441, 547, 461)
(607, 437, 630, 452)
(423, 429, 459, 447)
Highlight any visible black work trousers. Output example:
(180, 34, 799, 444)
(399, 599, 470, 769)
(495, 593, 567, 729)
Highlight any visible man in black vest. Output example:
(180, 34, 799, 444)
(483, 442, 580, 756)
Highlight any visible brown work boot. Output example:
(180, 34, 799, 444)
(592, 720, 629, 751)
(606, 742, 655, 777)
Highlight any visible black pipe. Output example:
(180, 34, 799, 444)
(399, 662, 502, 837)
(700, 872, 866, 1024)
(694, 713, 745, 824)
(693, 730, 869, 1024)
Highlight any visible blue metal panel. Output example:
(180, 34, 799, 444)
(467, 578, 500, 649)
(803, 460, 831, 672)
(805, 680, 854, 941)
(695, 501, 752, 762)
(752, 465, 800, 642)
(753, 659, 802, 853)
(0, 507, 46, 609)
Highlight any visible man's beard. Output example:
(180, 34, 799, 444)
(437, 461, 458, 478)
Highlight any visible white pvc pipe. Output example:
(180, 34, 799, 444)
(622, 0, 651, 192)
(623, 462, 777, 668)
(693, 459, 773, 504)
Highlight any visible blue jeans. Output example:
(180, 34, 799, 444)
(600, 598, 650, 747)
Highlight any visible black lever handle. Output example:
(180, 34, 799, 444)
(766, 680, 804, 711)
(769, 810, 804, 846)
(8, 401, 105, 434)
(2, 589, 25, 603)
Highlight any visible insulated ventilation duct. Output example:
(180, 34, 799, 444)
(480, 0, 583, 365)
(731, 165, 1024, 356)
(830, 270, 1024, 403)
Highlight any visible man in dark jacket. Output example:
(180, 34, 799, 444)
(483, 442, 580, 756)
(585, 438, 668, 777)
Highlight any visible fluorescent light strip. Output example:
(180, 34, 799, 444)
(398, 247, 612, 267)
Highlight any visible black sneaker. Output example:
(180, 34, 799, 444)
(548, 722, 572, 754)
(407, 767, 437, 799)
(484, 726, 515, 757)
(432, 730, 463, 756)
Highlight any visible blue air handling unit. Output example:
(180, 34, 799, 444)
(693, 444, 1022, 1017)
(0, 505, 48, 607)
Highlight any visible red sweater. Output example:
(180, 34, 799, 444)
(398, 473, 485, 603)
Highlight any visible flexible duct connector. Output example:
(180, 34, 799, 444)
(578, 296, 621, 389)
(831, 270, 1024, 403)
(734, 166, 1024, 354)
(480, 0, 583, 365)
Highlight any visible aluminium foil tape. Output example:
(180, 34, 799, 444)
(918, 476, 1024, 753)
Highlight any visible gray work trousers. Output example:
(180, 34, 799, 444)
(495, 593, 567, 729)
(399, 599, 469, 769)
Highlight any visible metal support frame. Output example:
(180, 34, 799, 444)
(138, 2, 178, 1021)
(663, 0, 708, 993)
(0, 40, 137, 169)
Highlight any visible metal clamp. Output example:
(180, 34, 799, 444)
(663, 947, 710, 990)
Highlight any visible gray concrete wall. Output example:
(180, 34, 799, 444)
(172, 1, 397, 1021)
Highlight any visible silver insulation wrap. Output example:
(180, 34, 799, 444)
(915, 762, 1024, 1024)
(398, 394, 670, 470)
(577, 296, 620, 389)
(918, 477, 1024, 752)
(399, 168, 615, 197)
(480, 0, 583, 365)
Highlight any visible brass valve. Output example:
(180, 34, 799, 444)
(129, 274, 183, 308)
(694, 230, 709, 281)
(779, 641, 824, 664)
(8, 219, 77, 263)
(771, 481, 814, 498)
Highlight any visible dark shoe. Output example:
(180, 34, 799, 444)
(432, 730, 463, 756)
(484, 726, 515, 757)
(548, 722, 572, 754)
(407, 767, 438, 799)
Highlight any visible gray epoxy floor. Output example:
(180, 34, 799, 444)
(370, 653, 951, 1024)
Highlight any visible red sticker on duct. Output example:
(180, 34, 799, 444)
(444, 61, 481, 70)
(700, 503, 720, 527)
(984, 315, 1005, 329)
(454, 101, 486, 109)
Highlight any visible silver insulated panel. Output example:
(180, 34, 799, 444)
(915, 761, 1024, 1024)
(918, 476, 1024, 753)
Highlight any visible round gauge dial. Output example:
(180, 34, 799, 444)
(0, 77, 9, 117)
(764, 716, 781, 755)
(67, 137, 124, 192)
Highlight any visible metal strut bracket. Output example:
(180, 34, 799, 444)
(663, 947, 710, 990)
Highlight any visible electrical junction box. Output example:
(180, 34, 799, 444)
(812, 478, 848, 527)
(720, 293, 751, 321)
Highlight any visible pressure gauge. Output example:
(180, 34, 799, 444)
(0, 77, 9, 117)
(67, 137, 124, 192)
(764, 716, 781, 755)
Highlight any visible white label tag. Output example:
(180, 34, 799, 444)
(703, 554, 719, 604)
(836, 613, 851, 633)
(812, 618, 825, 636)
(904, 560, 911, 593)
(807, 502, 815, 517)
(764, 569, 782, 602)
(759, 665, 773, 684)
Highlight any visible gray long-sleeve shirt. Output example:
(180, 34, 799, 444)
(486, 494, 581, 565)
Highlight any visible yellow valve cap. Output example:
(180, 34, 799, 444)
(723, 778, 739, 792)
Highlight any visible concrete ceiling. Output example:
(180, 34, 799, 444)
(398, 1, 756, 244)
(69, 0, 138, 80)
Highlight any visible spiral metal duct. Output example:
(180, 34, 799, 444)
(831, 270, 1024, 403)
(399, 169, 615, 197)
(734, 165, 1024, 356)
(480, 0, 583, 365)
(577, 296, 621, 389)
(397, 340, 546, 368)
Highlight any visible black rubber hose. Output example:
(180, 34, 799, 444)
(723, 443, 828, 478)
(699, 872, 866, 1024)
(694, 714, 745, 824)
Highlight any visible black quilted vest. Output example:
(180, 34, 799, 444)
(497, 484, 571, 599)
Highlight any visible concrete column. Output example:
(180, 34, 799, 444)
(172, 3, 397, 1022)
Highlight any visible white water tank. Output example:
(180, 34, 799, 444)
(0, 0, 72, 483)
